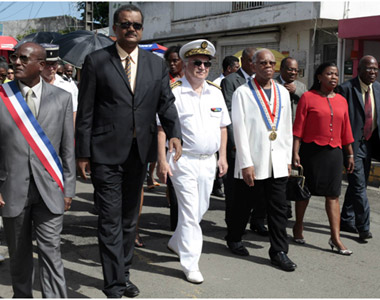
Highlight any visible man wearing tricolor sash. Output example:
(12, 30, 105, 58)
(0, 42, 75, 297)
(230, 49, 297, 271)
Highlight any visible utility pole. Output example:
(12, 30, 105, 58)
(85, 2, 94, 31)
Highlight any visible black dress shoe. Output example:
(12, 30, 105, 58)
(359, 231, 373, 240)
(124, 280, 140, 298)
(250, 223, 269, 236)
(226, 241, 249, 256)
(270, 252, 297, 272)
(212, 188, 225, 197)
(340, 223, 358, 233)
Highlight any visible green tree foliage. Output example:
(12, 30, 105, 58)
(77, 2, 109, 27)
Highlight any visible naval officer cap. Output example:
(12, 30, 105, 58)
(40, 43, 60, 61)
(179, 39, 216, 60)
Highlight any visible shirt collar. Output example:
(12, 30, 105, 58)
(181, 75, 211, 95)
(19, 76, 43, 99)
(359, 76, 372, 92)
(279, 75, 286, 84)
(116, 42, 138, 63)
(240, 68, 254, 81)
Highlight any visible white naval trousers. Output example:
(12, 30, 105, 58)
(167, 151, 216, 273)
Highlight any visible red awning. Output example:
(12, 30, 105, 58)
(338, 15, 380, 40)
(0, 36, 17, 51)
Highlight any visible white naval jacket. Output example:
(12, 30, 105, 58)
(231, 80, 293, 180)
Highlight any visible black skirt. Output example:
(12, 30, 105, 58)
(299, 142, 343, 197)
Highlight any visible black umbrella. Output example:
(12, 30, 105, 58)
(52, 30, 114, 68)
(16, 32, 62, 48)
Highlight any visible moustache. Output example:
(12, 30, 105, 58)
(125, 31, 137, 37)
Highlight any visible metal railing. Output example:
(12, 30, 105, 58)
(232, 2, 292, 12)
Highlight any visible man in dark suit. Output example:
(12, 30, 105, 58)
(0, 42, 75, 298)
(75, 4, 182, 298)
(274, 57, 307, 122)
(338, 55, 380, 241)
(221, 47, 268, 256)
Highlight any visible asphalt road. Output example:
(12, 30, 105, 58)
(1, 177, 380, 298)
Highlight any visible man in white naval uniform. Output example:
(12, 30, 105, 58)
(157, 39, 230, 284)
(231, 49, 297, 271)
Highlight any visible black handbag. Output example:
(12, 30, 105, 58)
(286, 166, 311, 201)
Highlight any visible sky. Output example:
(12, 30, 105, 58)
(0, 1, 83, 22)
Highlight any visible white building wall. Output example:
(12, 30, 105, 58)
(320, 1, 380, 20)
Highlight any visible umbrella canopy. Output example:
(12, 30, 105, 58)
(16, 32, 62, 48)
(233, 48, 286, 72)
(52, 30, 114, 68)
(0, 36, 18, 51)
(139, 43, 167, 58)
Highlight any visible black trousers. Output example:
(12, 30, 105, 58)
(224, 150, 267, 228)
(92, 142, 147, 297)
(226, 176, 289, 258)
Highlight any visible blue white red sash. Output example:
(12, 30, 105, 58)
(248, 78, 282, 132)
(0, 81, 64, 192)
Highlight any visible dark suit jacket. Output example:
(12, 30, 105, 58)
(220, 69, 247, 154)
(75, 43, 181, 164)
(337, 77, 380, 157)
(0, 80, 76, 217)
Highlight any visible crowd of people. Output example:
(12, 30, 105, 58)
(0, 3, 379, 298)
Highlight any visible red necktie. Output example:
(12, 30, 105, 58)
(363, 86, 373, 140)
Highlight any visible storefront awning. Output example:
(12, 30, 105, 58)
(338, 15, 380, 40)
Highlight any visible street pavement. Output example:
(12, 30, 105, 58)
(1, 176, 380, 298)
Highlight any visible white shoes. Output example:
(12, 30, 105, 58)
(185, 270, 204, 284)
(0, 254, 5, 263)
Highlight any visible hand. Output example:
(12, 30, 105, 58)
(288, 164, 292, 176)
(242, 166, 255, 187)
(292, 153, 301, 168)
(77, 158, 91, 180)
(168, 138, 182, 162)
(218, 157, 228, 177)
(64, 197, 72, 211)
(284, 82, 296, 94)
(0, 193, 5, 208)
(345, 157, 355, 174)
(156, 160, 172, 184)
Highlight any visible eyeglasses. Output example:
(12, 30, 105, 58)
(365, 67, 379, 73)
(192, 60, 212, 68)
(115, 21, 143, 30)
(9, 54, 43, 65)
(257, 60, 276, 67)
(286, 67, 299, 73)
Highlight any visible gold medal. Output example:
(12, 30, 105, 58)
(269, 127, 277, 141)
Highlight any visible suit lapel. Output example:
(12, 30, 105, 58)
(134, 48, 147, 106)
(109, 43, 132, 93)
(353, 77, 365, 112)
(37, 81, 50, 122)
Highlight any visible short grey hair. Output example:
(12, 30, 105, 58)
(252, 48, 274, 64)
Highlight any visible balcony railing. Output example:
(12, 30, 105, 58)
(232, 2, 292, 12)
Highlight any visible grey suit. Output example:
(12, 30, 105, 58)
(0, 80, 75, 297)
(274, 75, 307, 121)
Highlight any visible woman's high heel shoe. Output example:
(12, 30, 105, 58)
(328, 239, 353, 256)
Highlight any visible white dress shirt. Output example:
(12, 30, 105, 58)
(53, 74, 78, 112)
(232, 80, 293, 180)
(213, 73, 224, 86)
(162, 76, 231, 155)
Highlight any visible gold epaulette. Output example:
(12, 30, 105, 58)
(170, 80, 182, 90)
(206, 80, 222, 90)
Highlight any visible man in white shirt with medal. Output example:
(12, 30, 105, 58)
(231, 48, 296, 271)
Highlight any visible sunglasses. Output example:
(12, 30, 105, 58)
(192, 60, 212, 68)
(115, 21, 143, 30)
(258, 60, 276, 67)
(8, 72, 14, 74)
(9, 54, 43, 65)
